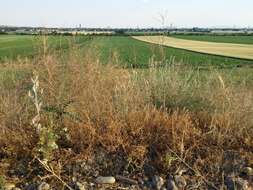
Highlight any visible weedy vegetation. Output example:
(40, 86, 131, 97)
(0, 36, 252, 189)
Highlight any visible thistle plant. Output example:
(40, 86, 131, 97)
(29, 74, 43, 133)
(29, 73, 58, 162)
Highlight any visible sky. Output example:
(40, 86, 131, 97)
(0, 0, 253, 28)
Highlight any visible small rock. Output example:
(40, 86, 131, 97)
(174, 175, 186, 188)
(24, 183, 37, 190)
(38, 182, 50, 190)
(12, 188, 22, 190)
(75, 182, 86, 190)
(95, 176, 116, 184)
(225, 176, 249, 190)
(89, 183, 95, 187)
(144, 180, 153, 189)
(4, 183, 15, 190)
(167, 176, 178, 190)
(152, 175, 164, 190)
(143, 164, 157, 177)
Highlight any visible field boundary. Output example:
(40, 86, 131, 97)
(131, 36, 253, 65)
(132, 36, 253, 61)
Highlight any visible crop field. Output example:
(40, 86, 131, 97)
(0, 35, 91, 60)
(1, 35, 253, 67)
(172, 34, 253, 44)
(133, 35, 253, 60)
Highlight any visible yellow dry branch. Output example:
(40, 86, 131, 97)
(132, 36, 253, 60)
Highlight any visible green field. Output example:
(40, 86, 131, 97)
(85, 36, 253, 67)
(172, 34, 253, 44)
(0, 35, 91, 60)
(1, 35, 253, 67)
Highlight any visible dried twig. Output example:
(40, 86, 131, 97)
(37, 158, 73, 190)
(166, 145, 219, 190)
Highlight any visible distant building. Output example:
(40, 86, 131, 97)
(210, 30, 247, 34)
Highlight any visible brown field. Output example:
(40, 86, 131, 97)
(133, 35, 253, 60)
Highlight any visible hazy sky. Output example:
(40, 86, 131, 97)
(1, 0, 253, 28)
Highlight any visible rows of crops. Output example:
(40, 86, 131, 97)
(1, 35, 253, 67)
